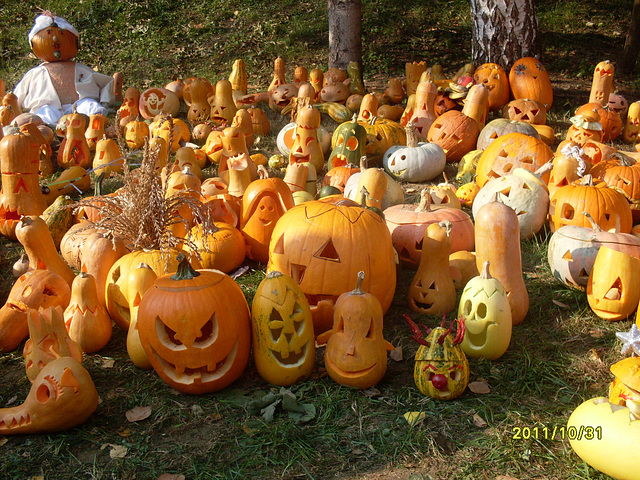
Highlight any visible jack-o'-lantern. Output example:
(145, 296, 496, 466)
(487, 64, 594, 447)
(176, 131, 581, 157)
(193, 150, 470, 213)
(458, 261, 512, 360)
(93, 136, 124, 176)
(328, 115, 367, 170)
(405, 61, 427, 97)
(473, 63, 510, 112)
(508, 57, 553, 110)
(426, 109, 479, 163)
(267, 198, 397, 335)
(602, 155, 640, 218)
(118, 87, 141, 126)
(0, 269, 71, 353)
(247, 107, 271, 136)
(405, 314, 469, 400)
(407, 81, 437, 139)
(151, 116, 190, 153)
(183, 77, 213, 125)
(137, 254, 251, 394)
(472, 166, 551, 240)
(547, 212, 640, 291)
(565, 110, 603, 146)
(57, 112, 91, 169)
(408, 221, 457, 316)
(23, 306, 83, 383)
(251, 271, 315, 386)
(548, 175, 633, 233)
(475, 132, 554, 187)
(240, 177, 295, 265)
(0, 133, 48, 240)
(0, 356, 98, 435)
(623, 101, 640, 144)
(124, 115, 149, 150)
(383, 190, 474, 269)
(608, 93, 629, 118)
(356, 94, 406, 165)
(269, 83, 299, 113)
(207, 79, 237, 127)
(476, 118, 540, 151)
(29, 13, 79, 62)
(320, 76, 351, 104)
(609, 357, 640, 417)
(503, 98, 547, 124)
(84, 114, 108, 151)
(321, 271, 394, 389)
(587, 246, 640, 321)
(289, 106, 325, 174)
(575, 102, 623, 142)
(589, 60, 615, 106)
(139, 88, 180, 120)
(322, 163, 360, 193)
(219, 126, 257, 198)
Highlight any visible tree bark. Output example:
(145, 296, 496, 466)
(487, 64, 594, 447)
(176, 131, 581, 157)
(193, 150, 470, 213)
(327, 0, 362, 71)
(470, 0, 540, 71)
(619, 0, 640, 74)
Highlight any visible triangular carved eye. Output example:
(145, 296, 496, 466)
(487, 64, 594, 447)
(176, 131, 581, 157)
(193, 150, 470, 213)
(366, 319, 375, 339)
(273, 234, 285, 254)
(604, 277, 623, 300)
(562, 250, 573, 261)
(314, 239, 340, 262)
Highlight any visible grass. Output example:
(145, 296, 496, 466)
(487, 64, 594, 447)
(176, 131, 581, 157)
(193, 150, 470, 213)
(1, 0, 640, 479)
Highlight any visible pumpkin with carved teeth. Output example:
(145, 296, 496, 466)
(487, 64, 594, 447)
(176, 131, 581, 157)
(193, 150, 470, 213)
(269, 83, 299, 113)
(137, 254, 251, 394)
(267, 198, 396, 336)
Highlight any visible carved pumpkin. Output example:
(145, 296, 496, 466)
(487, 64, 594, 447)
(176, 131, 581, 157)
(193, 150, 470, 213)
(29, 14, 79, 62)
(623, 101, 640, 144)
(138, 88, 180, 120)
(406, 315, 469, 400)
(322, 163, 361, 193)
(251, 271, 315, 386)
(459, 261, 512, 360)
(118, 87, 141, 126)
(0, 356, 98, 435)
(0, 269, 71, 352)
(328, 115, 367, 170)
(575, 103, 622, 142)
(408, 221, 457, 316)
(124, 115, 149, 150)
(58, 113, 92, 169)
(186, 222, 246, 273)
(426, 109, 479, 163)
(183, 77, 213, 124)
(125, 263, 156, 369)
(288, 106, 325, 174)
(407, 81, 437, 139)
(93, 136, 124, 176)
(589, 60, 615, 106)
(503, 98, 547, 125)
(473, 62, 510, 112)
(321, 271, 394, 389)
(137, 254, 251, 394)
(587, 246, 640, 321)
(23, 306, 83, 383)
(476, 118, 540, 151)
(267, 199, 397, 335)
(508, 57, 553, 110)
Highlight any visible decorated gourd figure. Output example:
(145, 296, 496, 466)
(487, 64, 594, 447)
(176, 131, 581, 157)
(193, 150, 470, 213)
(408, 220, 457, 316)
(565, 109, 603, 146)
(458, 261, 512, 360)
(589, 60, 616, 107)
(405, 314, 469, 400)
(23, 306, 83, 383)
(251, 271, 316, 386)
(320, 271, 394, 389)
(328, 114, 367, 170)
(0, 356, 98, 435)
(0, 133, 48, 240)
(137, 254, 251, 394)
(240, 176, 295, 265)
(356, 93, 406, 165)
(267, 198, 397, 336)
(126, 263, 157, 369)
(407, 81, 437, 140)
(208, 79, 237, 126)
(473, 63, 510, 113)
(13, 12, 117, 126)
(219, 126, 258, 198)
(93, 135, 124, 176)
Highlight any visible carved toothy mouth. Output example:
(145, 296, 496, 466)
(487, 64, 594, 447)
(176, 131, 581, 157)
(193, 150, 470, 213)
(324, 355, 377, 379)
(0, 411, 31, 430)
(329, 154, 347, 167)
(149, 340, 239, 386)
(270, 343, 309, 366)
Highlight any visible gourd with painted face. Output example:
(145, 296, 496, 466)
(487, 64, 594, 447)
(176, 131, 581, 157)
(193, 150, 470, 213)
(251, 271, 315, 386)
(458, 261, 512, 360)
(137, 254, 251, 394)
(321, 271, 394, 389)
(405, 314, 469, 400)
(328, 115, 367, 170)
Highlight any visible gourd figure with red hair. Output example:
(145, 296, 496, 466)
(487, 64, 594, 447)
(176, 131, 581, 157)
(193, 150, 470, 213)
(13, 11, 120, 126)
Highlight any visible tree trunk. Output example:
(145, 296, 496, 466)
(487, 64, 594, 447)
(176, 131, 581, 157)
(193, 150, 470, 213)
(470, 0, 540, 71)
(619, 0, 640, 74)
(327, 0, 362, 71)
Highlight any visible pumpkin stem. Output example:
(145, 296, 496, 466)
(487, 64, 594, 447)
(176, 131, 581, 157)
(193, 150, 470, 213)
(266, 270, 283, 280)
(257, 164, 269, 179)
(403, 314, 431, 346)
(579, 174, 594, 186)
(480, 260, 492, 280)
(582, 211, 603, 233)
(352, 271, 365, 295)
(359, 155, 368, 170)
(405, 122, 419, 148)
(535, 159, 554, 177)
(170, 253, 200, 280)
(415, 188, 432, 212)
(438, 220, 452, 237)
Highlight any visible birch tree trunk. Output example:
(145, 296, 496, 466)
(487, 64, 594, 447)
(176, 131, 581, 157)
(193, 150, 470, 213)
(327, 0, 362, 70)
(471, 0, 540, 70)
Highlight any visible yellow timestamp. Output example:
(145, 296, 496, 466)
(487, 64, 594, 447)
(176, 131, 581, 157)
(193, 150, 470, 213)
(512, 425, 602, 441)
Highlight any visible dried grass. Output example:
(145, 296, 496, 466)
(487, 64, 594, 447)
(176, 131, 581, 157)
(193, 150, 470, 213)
(71, 115, 215, 264)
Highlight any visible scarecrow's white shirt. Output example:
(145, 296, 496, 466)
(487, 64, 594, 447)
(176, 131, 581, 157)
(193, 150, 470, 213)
(14, 62, 115, 112)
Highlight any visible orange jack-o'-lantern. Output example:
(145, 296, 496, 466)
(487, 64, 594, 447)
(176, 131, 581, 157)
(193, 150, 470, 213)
(29, 13, 79, 62)
(137, 254, 251, 394)
(0, 356, 98, 435)
(251, 271, 315, 386)
(208, 79, 238, 126)
(321, 271, 394, 389)
(289, 106, 325, 174)
(139, 88, 180, 120)
(503, 98, 547, 125)
(267, 199, 397, 335)
(473, 63, 510, 112)
(118, 87, 141, 126)
(508, 57, 553, 110)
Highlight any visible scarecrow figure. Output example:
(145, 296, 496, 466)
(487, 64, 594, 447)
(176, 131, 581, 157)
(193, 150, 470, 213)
(13, 11, 121, 126)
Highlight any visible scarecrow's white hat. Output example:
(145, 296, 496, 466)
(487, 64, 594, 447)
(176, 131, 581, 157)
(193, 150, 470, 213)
(28, 13, 79, 43)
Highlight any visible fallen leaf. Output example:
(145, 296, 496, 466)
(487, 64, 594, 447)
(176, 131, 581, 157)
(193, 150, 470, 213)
(589, 329, 605, 338)
(100, 358, 115, 368)
(157, 474, 186, 480)
(496, 476, 520, 480)
(101, 443, 128, 459)
(404, 411, 427, 426)
(472, 413, 488, 428)
(126, 405, 152, 422)
(552, 299, 569, 308)
(589, 348, 604, 364)
(190, 404, 204, 416)
(117, 427, 134, 437)
(242, 424, 254, 436)
(405, 187, 418, 194)
(207, 413, 222, 422)
(6, 395, 17, 406)
(0, 437, 8, 447)
(362, 387, 381, 398)
(468, 381, 490, 394)
(390, 346, 403, 362)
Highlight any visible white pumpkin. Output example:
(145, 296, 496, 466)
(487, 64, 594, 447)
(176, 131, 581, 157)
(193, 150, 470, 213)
(344, 169, 405, 210)
(472, 167, 550, 240)
(382, 123, 445, 182)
